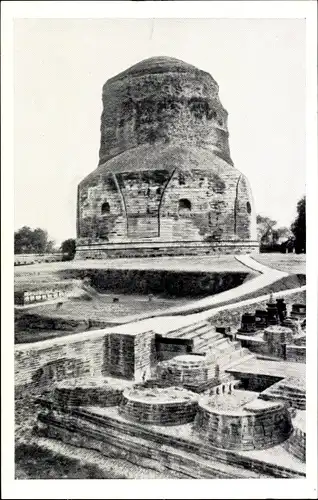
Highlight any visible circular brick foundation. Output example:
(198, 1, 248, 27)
(119, 386, 198, 425)
(53, 377, 128, 407)
(156, 355, 214, 388)
(194, 391, 292, 450)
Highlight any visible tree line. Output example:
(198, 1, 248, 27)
(14, 227, 76, 260)
(257, 196, 305, 253)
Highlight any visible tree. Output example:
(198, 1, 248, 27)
(275, 227, 292, 242)
(14, 226, 55, 254)
(256, 215, 277, 245)
(291, 196, 306, 253)
(256, 216, 294, 252)
(61, 238, 76, 260)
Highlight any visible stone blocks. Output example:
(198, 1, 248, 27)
(119, 386, 198, 425)
(284, 411, 306, 462)
(103, 331, 156, 382)
(194, 391, 292, 451)
(52, 377, 127, 408)
(156, 354, 216, 390)
(263, 325, 294, 358)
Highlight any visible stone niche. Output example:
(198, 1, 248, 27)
(76, 56, 258, 259)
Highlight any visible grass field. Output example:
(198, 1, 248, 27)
(17, 292, 191, 321)
(253, 254, 305, 274)
(14, 253, 306, 344)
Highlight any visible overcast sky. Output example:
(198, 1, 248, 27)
(14, 18, 306, 245)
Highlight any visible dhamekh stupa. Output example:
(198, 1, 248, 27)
(76, 56, 258, 259)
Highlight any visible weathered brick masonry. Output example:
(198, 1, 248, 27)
(15, 329, 156, 387)
(119, 387, 198, 425)
(76, 56, 258, 258)
(194, 392, 292, 451)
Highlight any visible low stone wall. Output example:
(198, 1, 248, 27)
(15, 329, 156, 387)
(119, 387, 198, 425)
(285, 345, 306, 363)
(194, 394, 292, 451)
(35, 401, 305, 478)
(15, 312, 89, 333)
(14, 253, 64, 266)
(14, 288, 67, 306)
(15, 331, 107, 386)
(75, 240, 259, 260)
(284, 428, 306, 462)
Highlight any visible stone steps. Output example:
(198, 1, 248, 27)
(193, 333, 225, 352)
(206, 337, 233, 354)
(166, 320, 209, 339)
(224, 351, 255, 371)
(213, 348, 252, 370)
(179, 324, 213, 340)
(198, 329, 224, 341)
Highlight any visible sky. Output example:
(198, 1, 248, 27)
(14, 18, 306, 246)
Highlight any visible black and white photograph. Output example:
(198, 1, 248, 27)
(1, 1, 317, 499)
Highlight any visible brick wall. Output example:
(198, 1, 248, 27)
(134, 331, 156, 382)
(284, 427, 306, 462)
(75, 240, 259, 259)
(77, 166, 257, 249)
(156, 356, 218, 390)
(15, 331, 108, 387)
(119, 388, 198, 425)
(15, 328, 157, 389)
(285, 345, 306, 363)
(103, 331, 156, 382)
(194, 400, 292, 451)
(53, 383, 124, 408)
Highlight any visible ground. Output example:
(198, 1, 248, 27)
(253, 254, 305, 274)
(14, 253, 305, 343)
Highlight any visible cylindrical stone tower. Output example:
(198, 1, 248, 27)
(76, 56, 258, 259)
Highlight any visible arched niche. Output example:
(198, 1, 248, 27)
(101, 201, 110, 215)
(178, 198, 192, 216)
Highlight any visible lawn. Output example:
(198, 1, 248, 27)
(253, 254, 305, 274)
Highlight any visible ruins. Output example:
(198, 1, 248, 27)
(14, 293, 306, 478)
(14, 56, 307, 480)
(76, 57, 258, 259)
